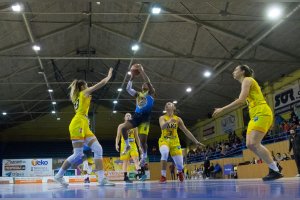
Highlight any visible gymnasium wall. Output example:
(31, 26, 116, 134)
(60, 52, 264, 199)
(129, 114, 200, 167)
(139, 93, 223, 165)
(186, 140, 290, 170)
(185, 140, 298, 178)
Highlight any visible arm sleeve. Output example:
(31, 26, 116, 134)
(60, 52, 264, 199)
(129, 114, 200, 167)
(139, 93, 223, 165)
(126, 80, 137, 97)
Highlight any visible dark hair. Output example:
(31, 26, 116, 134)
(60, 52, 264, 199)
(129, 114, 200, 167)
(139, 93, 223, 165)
(76, 80, 87, 90)
(239, 65, 254, 77)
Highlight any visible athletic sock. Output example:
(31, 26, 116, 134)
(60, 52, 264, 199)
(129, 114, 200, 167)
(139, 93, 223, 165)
(269, 162, 279, 172)
(56, 168, 66, 177)
(97, 170, 105, 182)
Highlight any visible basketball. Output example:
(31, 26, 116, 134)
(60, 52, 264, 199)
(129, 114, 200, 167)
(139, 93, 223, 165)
(130, 64, 140, 76)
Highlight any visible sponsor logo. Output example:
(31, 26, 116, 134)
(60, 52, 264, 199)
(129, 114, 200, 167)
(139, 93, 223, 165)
(221, 115, 235, 126)
(275, 89, 298, 108)
(31, 160, 49, 166)
(4, 160, 24, 165)
(4, 165, 26, 171)
(5, 172, 12, 177)
(5, 172, 25, 177)
(254, 116, 259, 122)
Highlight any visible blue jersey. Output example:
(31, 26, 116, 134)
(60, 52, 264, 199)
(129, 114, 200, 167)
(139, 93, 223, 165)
(135, 91, 154, 114)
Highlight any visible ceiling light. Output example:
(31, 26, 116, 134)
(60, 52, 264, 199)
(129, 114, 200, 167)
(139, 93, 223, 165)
(113, 100, 118, 104)
(203, 71, 212, 78)
(52, 102, 56, 105)
(127, 71, 132, 75)
(48, 89, 53, 93)
(267, 5, 283, 20)
(51, 111, 56, 114)
(117, 88, 122, 92)
(57, 118, 61, 120)
(131, 44, 140, 51)
(11, 3, 22, 12)
(32, 45, 41, 51)
(113, 110, 117, 114)
(151, 7, 161, 14)
(186, 87, 192, 93)
(163, 110, 167, 113)
(2, 112, 7, 116)
(173, 100, 178, 104)
(96, 2, 101, 5)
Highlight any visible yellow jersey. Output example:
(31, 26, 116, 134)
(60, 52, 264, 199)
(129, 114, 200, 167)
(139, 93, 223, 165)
(121, 129, 136, 143)
(246, 77, 267, 108)
(161, 114, 179, 139)
(73, 91, 91, 116)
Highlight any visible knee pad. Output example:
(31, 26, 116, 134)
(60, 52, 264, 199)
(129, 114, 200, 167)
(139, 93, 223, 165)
(160, 145, 169, 161)
(67, 147, 84, 165)
(90, 141, 103, 159)
(172, 155, 183, 171)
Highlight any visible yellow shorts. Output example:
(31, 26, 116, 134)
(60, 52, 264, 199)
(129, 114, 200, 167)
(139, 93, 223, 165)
(87, 157, 94, 165)
(120, 142, 139, 160)
(247, 105, 273, 134)
(69, 116, 95, 140)
(138, 123, 150, 135)
(158, 137, 182, 157)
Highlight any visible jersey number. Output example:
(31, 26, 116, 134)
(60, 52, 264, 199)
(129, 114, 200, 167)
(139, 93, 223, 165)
(74, 99, 79, 110)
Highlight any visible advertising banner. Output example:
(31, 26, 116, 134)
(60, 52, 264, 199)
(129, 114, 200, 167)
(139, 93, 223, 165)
(202, 121, 215, 140)
(220, 111, 237, 134)
(2, 159, 52, 177)
(273, 81, 300, 115)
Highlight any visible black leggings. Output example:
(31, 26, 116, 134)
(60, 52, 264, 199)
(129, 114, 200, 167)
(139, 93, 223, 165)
(294, 148, 300, 174)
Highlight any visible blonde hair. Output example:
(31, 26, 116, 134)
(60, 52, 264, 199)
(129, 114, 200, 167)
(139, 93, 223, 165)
(68, 79, 86, 102)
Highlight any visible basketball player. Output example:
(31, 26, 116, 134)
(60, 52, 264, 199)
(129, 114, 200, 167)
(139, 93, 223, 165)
(159, 102, 204, 183)
(213, 65, 283, 181)
(115, 113, 146, 183)
(120, 64, 155, 167)
(54, 68, 116, 187)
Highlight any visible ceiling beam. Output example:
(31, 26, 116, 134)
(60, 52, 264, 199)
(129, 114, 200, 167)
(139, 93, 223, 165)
(176, 4, 300, 107)
(93, 24, 209, 68)
(0, 21, 84, 55)
(162, 7, 300, 60)
(0, 55, 299, 65)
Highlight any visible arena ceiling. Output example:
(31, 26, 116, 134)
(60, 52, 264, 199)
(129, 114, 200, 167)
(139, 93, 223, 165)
(0, 1, 300, 142)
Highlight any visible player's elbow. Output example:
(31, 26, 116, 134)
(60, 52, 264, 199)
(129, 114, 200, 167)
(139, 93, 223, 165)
(236, 98, 246, 105)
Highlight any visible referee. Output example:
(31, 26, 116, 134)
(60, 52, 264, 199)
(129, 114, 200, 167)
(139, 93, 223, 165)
(289, 129, 300, 177)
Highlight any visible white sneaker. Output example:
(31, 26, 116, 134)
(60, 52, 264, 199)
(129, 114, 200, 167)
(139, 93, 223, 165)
(54, 175, 69, 187)
(139, 174, 147, 181)
(296, 174, 300, 177)
(98, 178, 115, 186)
(122, 145, 131, 155)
